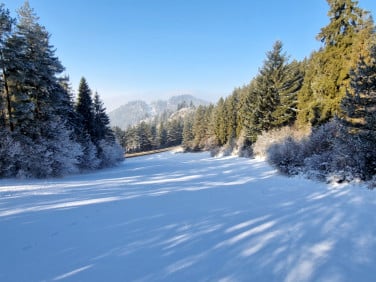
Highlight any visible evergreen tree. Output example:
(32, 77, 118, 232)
(125, 125, 140, 152)
(248, 41, 302, 138)
(0, 4, 14, 130)
(113, 126, 126, 148)
(192, 105, 208, 148)
(157, 121, 168, 148)
(340, 46, 376, 177)
(297, 0, 374, 126)
(76, 77, 95, 138)
(212, 98, 226, 146)
(240, 79, 258, 143)
(182, 113, 194, 148)
(13, 1, 65, 128)
(272, 60, 304, 127)
(224, 93, 239, 144)
(138, 121, 153, 151)
(166, 118, 183, 147)
(93, 91, 115, 142)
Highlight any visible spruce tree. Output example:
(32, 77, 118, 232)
(240, 79, 258, 143)
(138, 121, 153, 151)
(182, 113, 194, 148)
(297, 0, 373, 127)
(0, 4, 14, 130)
(192, 105, 208, 148)
(157, 121, 167, 148)
(272, 60, 304, 127)
(13, 1, 64, 126)
(93, 91, 115, 142)
(76, 77, 95, 139)
(212, 98, 226, 146)
(1, 2, 84, 177)
(248, 41, 302, 138)
(74, 78, 101, 169)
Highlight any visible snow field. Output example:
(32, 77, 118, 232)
(1, 152, 376, 282)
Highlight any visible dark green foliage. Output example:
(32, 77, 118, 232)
(157, 122, 168, 148)
(339, 45, 376, 178)
(137, 121, 154, 151)
(238, 41, 303, 143)
(93, 91, 115, 143)
(182, 114, 194, 148)
(166, 118, 183, 147)
(0, 4, 14, 130)
(252, 42, 303, 133)
(297, 0, 373, 127)
(76, 77, 95, 138)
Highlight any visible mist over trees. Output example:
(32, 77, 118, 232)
(0, 2, 123, 178)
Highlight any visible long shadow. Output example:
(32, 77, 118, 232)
(0, 152, 375, 282)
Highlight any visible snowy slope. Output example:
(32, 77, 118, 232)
(1, 152, 376, 282)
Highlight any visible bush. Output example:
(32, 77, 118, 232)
(97, 140, 125, 168)
(0, 130, 22, 177)
(263, 119, 376, 183)
(253, 126, 307, 159)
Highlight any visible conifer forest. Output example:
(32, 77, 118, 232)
(0, 2, 123, 178)
(1, 0, 376, 183)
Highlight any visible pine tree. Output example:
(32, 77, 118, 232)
(157, 121, 167, 148)
(297, 0, 373, 127)
(192, 105, 208, 148)
(0, 2, 85, 177)
(93, 91, 115, 142)
(248, 41, 302, 138)
(166, 118, 183, 147)
(212, 98, 226, 146)
(338, 44, 376, 178)
(76, 77, 95, 138)
(138, 121, 153, 151)
(0, 4, 14, 130)
(182, 113, 194, 148)
(125, 126, 140, 152)
(272, 60, 304, 127)
(240, 79, 258, 143)
(14, 1, 64, 127)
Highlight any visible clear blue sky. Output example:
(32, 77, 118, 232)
(3, 0, 376, 110)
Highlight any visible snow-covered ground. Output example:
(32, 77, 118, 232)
(1, 152, 376, 282)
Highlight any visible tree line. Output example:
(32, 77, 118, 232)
(0, 2, 123, 178)
(114, 0, 376, 182)
(114, 103, 195, 153)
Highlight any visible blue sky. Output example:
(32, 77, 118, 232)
(3, 0, 376, 110)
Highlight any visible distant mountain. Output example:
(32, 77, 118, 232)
(109, 94, 209, 129)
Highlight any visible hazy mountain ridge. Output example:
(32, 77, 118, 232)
(109, 94, 209, 129)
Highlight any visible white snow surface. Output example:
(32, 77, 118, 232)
(1, 152, 376, 282)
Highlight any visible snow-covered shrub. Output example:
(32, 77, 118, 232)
(44, 121, 83, 176)
(0, 130, 22, 177)
(213, 142, 234, 157)
(233, 131, 252, 157)
(78, 137, 101, 171)
(97, 140, 124, 168)
(13, 135, 52, 178)
(11, 120, 84, 178)
(267, 137, 305, 175)
(253, 126, 307, 159)
(264, 119, 376, 182)
(327, 125, 376, 181)
(263, 121, 340, 178)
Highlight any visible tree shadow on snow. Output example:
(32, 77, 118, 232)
(0, 152, 375, 282)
